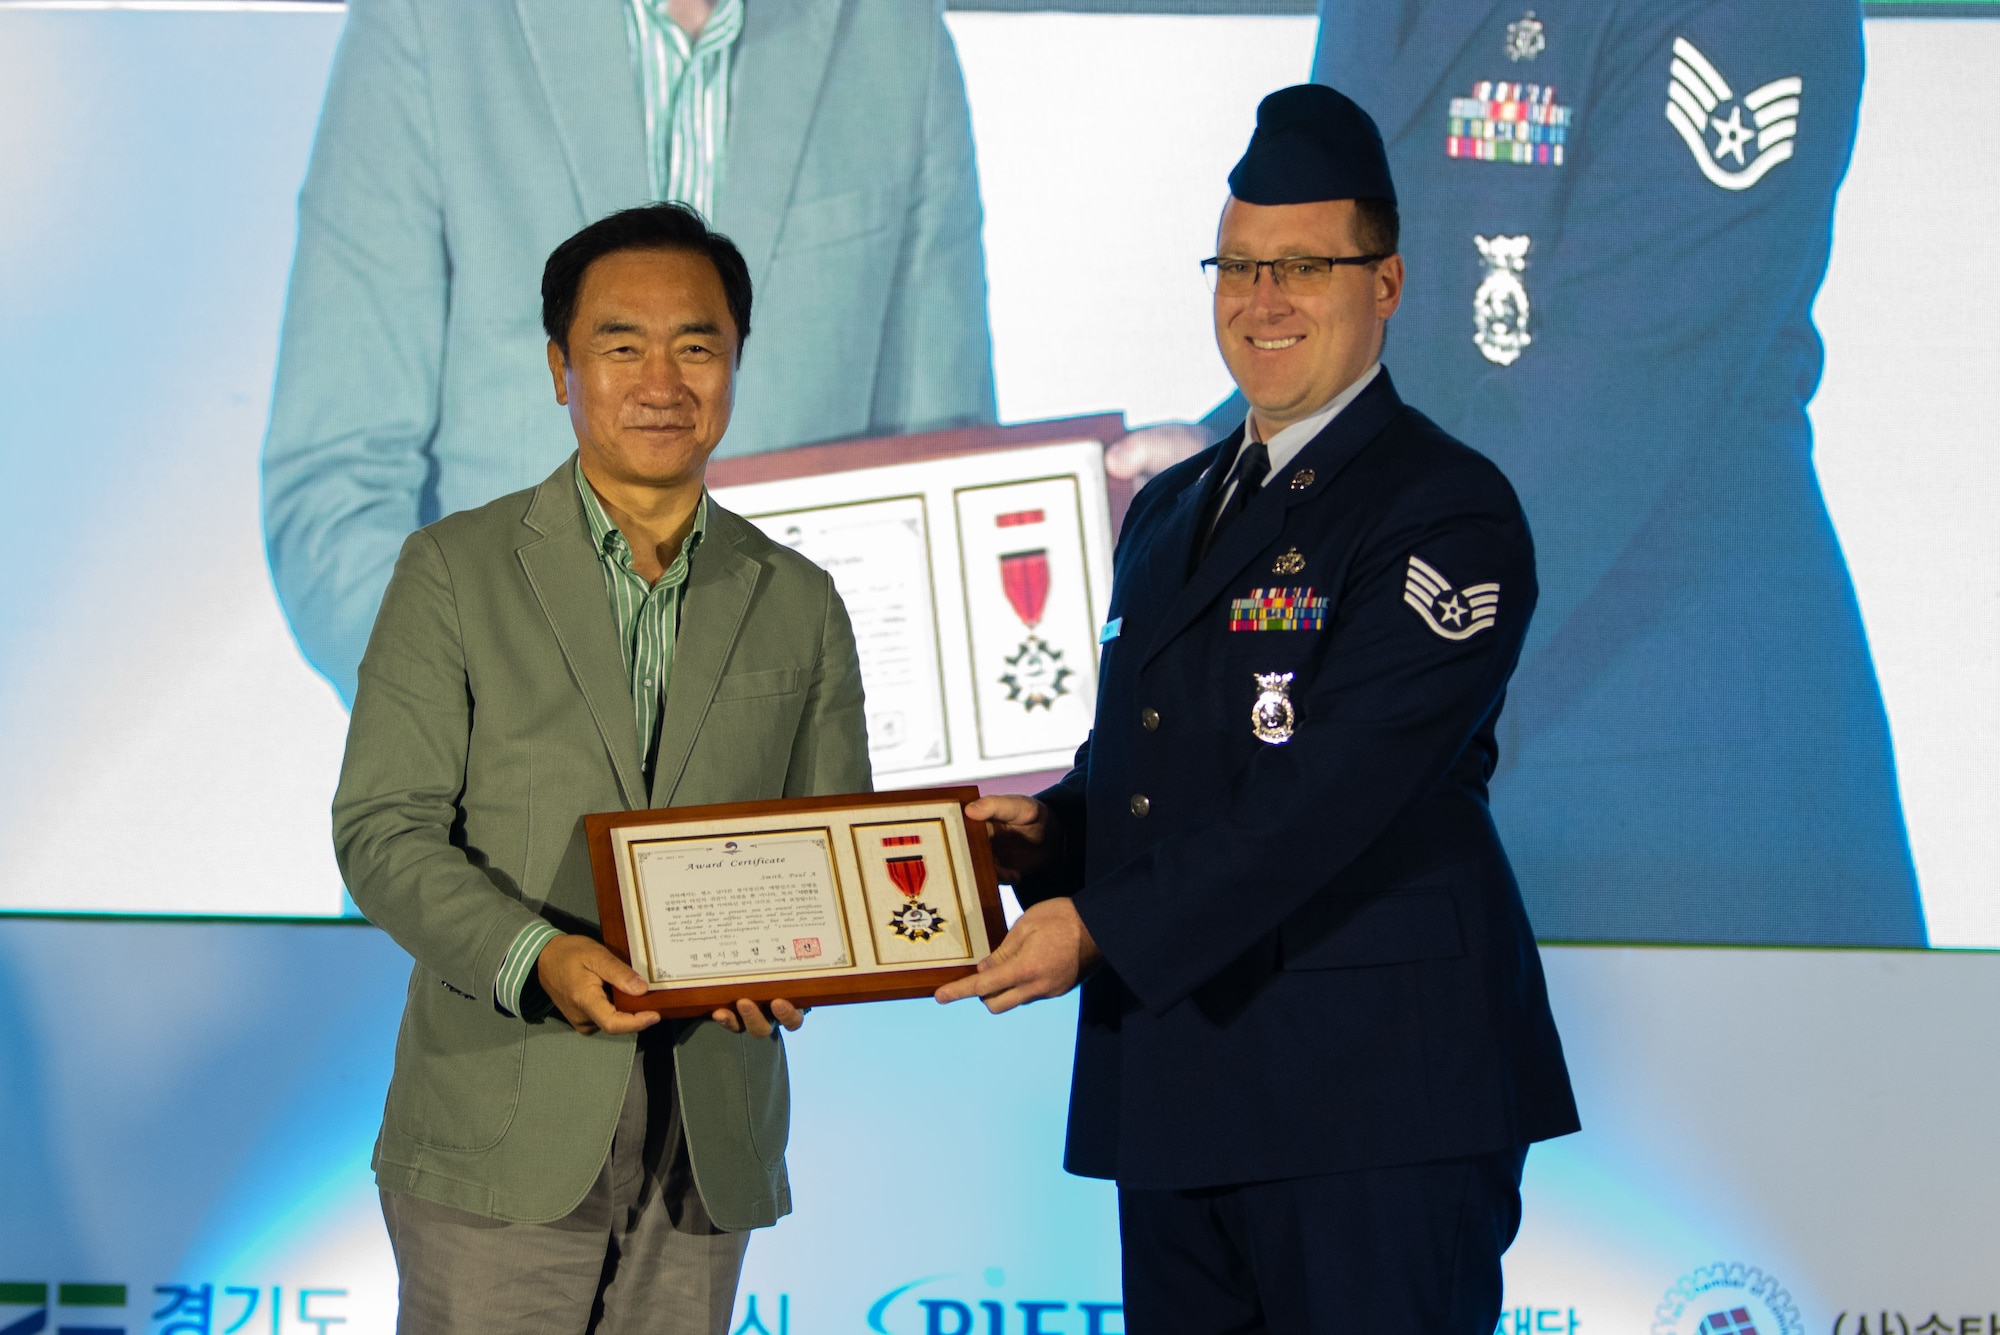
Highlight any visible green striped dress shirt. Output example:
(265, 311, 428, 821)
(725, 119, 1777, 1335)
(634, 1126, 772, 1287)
(626, 0, 745, 220)
(496, 463, 709, 1016)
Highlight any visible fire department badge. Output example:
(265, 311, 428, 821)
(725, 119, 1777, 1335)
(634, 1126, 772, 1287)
(1665, 36, 1802, 191)
(1250, 672, 1297, 745)
(1473, 234, 1533, 366)
(1505, 11, 1545, 62)
(1404, 555, 1500, 641)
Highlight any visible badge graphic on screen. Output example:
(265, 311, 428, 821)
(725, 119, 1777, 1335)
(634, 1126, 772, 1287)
(1665, 37, 1802, 191)
(884, 853, 949, 941)
(997, 548, 1075, 710)
(1473, 234, 1534, 366)
(1251, 672, 1296, 745)
(1404, 556, 1500, 641)
(1505, 11, 1545, 62)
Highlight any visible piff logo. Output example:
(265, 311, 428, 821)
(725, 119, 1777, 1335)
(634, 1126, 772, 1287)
(868, 1276, 1120, 1335)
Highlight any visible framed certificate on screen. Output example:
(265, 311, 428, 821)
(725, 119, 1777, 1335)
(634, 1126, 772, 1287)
(586, 787, 1007, 1016)
(709, 416, 1126, 786)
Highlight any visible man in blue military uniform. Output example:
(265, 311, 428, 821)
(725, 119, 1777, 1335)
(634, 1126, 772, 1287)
(1310, 0, 1925, 945)
(940, 86, 1578, 1333)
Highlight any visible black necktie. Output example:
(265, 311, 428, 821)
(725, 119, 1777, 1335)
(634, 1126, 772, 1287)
(1199, 439, 1270, 564)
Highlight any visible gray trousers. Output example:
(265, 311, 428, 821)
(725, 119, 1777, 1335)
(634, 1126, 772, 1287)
(382, 1029, 750, 1335)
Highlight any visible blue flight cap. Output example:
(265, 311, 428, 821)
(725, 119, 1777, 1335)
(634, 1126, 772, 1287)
(1228, 84, 1397, 207)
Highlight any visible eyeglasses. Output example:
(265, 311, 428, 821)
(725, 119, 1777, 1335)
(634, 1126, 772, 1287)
(1200, 254, 1390, 294)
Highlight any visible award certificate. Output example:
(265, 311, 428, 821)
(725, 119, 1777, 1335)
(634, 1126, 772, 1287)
(587, 787, 1006, 1015)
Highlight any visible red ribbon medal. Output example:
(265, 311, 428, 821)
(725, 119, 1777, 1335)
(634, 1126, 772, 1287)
(886, 855, 928, 899)
(999, 550, 1051, 630)
(994, 511, 1073, 710)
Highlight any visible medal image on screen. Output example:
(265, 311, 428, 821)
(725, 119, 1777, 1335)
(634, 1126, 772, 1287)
(954, 477, 1099, 759)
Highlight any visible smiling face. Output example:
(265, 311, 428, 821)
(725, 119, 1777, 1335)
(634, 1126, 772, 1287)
(1213, 195, 1404, 436)
(547, 246, 738, 491)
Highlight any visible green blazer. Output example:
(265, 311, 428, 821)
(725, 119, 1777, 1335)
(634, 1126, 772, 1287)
(333, 457, 870, 1227)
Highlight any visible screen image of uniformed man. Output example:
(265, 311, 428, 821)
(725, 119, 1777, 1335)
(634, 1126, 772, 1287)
(940, 86, 1579, 1335)
(1310, 0, 1925, 945)
(263, 0, 997, 707)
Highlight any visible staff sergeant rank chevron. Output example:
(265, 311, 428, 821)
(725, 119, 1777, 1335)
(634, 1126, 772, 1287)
(1665, 36, 1803, 191)
(1404, 555, 1500, 640)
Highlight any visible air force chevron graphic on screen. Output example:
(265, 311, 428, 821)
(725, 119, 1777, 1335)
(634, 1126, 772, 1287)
(1313, 0, 1924, 946)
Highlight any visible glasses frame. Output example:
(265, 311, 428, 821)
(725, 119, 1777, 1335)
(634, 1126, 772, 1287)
(1199, 253, 1392, 293)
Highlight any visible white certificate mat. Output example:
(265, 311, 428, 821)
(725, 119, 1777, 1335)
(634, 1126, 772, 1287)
(712, 440, 1115, 784)
(629, 829, 851, 981)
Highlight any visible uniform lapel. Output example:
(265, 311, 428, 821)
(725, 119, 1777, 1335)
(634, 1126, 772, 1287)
(517, 461, 649, 810)
(649, 507, 762, 807)
(713, 0, 843, 301)
(515, 0, 651, 222)
(1144, 433, 1237, 596)
(1139, 371, 1405, 670)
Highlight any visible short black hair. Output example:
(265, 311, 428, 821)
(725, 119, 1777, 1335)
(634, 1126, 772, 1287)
(541, 202, 753, 360)
(1352, 197, 1400, 260)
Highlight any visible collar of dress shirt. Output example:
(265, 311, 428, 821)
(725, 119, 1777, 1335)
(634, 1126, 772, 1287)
(1247, 361, 1382, 477)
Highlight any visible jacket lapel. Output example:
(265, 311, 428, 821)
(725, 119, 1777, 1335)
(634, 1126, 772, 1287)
(516, 461, 649, 809)
(713, 0, 843, 299)
(515, 0, 651, 222)
(1139, 371, 1406, 670)
(650, 507, 763, 807)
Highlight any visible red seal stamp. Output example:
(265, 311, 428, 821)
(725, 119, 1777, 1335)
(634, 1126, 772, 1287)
(792, 937, 822, 959)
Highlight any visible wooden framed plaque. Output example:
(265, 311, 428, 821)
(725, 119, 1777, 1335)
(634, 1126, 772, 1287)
(585, 786, 1006, 1016)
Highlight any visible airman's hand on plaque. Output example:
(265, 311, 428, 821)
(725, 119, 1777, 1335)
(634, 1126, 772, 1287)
(935, 896, 1100, 1014)
(965, 793, 1059, 883)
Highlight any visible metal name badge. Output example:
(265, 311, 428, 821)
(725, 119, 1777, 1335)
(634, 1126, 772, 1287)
(1251, 672, 1297, 745)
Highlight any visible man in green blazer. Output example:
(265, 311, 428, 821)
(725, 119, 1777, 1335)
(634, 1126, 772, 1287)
(334, 203, 870, 1334)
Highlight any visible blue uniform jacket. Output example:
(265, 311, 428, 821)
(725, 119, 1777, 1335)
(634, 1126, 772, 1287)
(1025, 369, 1579, 1187)
(1308, 0, 1924, 945)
